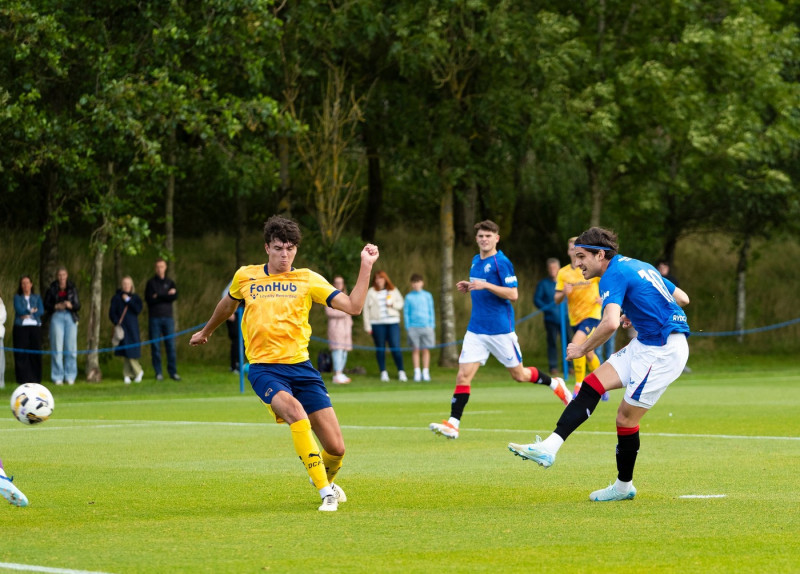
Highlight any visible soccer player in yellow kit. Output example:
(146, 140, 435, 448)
(190, 216, 379, 512)
(555, 237, 602, 396)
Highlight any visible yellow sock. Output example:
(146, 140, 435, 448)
(574, 356, 587, 384)
(290, 419, 327, 489)
(587, 354, 600, 372)
(321, 450, 344, 484)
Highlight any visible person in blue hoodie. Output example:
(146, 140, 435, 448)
(404, 274, 435, 381)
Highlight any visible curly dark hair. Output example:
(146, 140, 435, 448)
(263, 215, 302, 246)
(574, 227, 619, 259)
(474, 219, 500, 234)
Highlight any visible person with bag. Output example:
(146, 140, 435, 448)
(109, 276, 144, 384)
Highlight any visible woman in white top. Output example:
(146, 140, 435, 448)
(363, 270, 407, 381)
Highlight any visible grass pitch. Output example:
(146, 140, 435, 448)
(1, 360, 798, 574)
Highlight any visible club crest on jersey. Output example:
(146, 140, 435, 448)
(484, 263, 492, 273)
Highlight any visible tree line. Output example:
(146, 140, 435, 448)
(2, 0, 799, 371)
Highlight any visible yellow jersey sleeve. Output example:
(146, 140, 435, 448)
(228, 267, 248, 300)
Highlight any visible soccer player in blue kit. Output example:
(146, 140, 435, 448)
(508, 227, 691, 501)
(429, 220, 572, 440)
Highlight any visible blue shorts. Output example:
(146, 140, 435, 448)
(248, 361, 332, 423)
(574, 318, 600, 336)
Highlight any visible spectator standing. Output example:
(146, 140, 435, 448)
(533, 257, 563, 375)
(403, 273, 435, 382)
(12, 276, 44, 384)
(145, 258, 180, 381)
(44, 267, 80, 385)
(363, 270, 407, 382)
(0, 290, 6, 389)
(109, 276, 144, 384)
(657, 260, 680, 287)
(325, 276, 354, 384)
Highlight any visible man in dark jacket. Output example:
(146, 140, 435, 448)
(145, 258, 180, 380)
(533, 257, 564, 375)
(44, 266, 81, 385)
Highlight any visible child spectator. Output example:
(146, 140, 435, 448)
(403, 273, 435, 382)
(325, 276, 354, 384)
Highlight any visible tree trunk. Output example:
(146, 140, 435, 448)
(85, 162, 115, 383)
(235, 186, 246, 268)
(455, 181, 478, 246)
(361, 122, 382, 243)
(39, 170, 60, 295)
(735, 236, 750, 344)
(588, 159, 602, 227)
(85, 230, 107, 382)
(276, 136, 292, 215)
(114, 247, 123, 288)
(438, 184, 459, 367)
(166, 130, 178, 329)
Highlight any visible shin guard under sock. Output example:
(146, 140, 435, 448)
(290, 419, 327, 489)
(528, 366, 551, 386)
(450, 385, 471, 420)
(321, 449, 344, 484)
(616, 425, 640, 482)
(554, 373, 604, 440)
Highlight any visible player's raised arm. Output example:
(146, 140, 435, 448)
(331, 244, 379, 315)
(190, 295, 240, 346)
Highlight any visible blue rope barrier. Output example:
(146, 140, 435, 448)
(0, 322, 208, 355)
(688, 316, 800, 337)
(3, 310, 798, 357)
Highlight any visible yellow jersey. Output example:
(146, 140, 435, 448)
(555, 264, 601, 326)
(228, 265, 339, 364)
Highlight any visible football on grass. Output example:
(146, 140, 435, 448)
(10, 383, 55, 425)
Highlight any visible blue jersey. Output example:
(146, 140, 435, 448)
(600, 255, 690, 346)
(467, 250, 517, 335)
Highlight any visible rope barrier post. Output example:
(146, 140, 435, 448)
(559, 302, 569, 378)
(237, 306, 245, 394)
